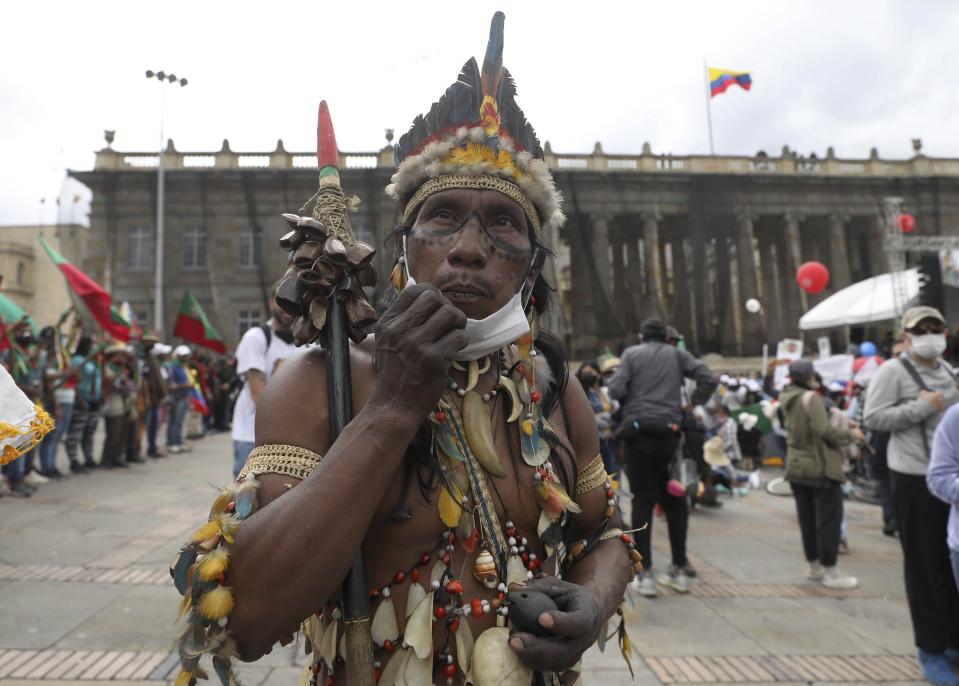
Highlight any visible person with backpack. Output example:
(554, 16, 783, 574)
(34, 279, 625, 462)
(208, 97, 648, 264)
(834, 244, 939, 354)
(781, 360, 863, 589)
(607, 317, 717, 597)
(863, 306, 959, 686)
(230, 288, 296, 478)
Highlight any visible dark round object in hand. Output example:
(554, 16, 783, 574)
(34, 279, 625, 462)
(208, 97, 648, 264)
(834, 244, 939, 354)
(506, 589, 559, 637)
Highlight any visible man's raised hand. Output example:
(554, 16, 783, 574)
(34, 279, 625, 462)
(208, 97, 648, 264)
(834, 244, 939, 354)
(371, 284, 467, 420)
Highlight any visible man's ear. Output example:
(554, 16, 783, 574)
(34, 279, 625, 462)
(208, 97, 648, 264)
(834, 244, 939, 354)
(525, 247, 546, 289)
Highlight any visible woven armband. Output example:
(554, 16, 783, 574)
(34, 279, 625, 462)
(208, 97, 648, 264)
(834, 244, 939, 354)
(238, 443, 324, 482)
(575, 454, 608, 496)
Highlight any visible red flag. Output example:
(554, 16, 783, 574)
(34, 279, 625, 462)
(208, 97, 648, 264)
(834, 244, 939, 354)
(173, 291, 226, 354)
(39, 236, 130, 342)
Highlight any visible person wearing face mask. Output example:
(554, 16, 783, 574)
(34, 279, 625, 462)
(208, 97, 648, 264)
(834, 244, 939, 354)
(864, 306, 959, 686)
(172, 15, 632, 684)
(229, 283, 297, 478)
(781, 360, 863, 589)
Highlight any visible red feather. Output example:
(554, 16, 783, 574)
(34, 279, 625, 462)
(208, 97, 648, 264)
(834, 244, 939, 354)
(316, 100, 339, 170)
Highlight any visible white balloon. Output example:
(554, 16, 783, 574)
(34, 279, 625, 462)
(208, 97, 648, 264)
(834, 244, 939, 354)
(745, 298, 761, 314)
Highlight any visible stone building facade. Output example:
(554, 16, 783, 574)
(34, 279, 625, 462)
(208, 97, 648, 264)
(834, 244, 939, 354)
(71, 140, 959, 357)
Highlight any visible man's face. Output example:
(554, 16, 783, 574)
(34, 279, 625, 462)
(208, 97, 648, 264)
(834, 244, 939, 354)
(407, 188, 538, 319)
(907, 317, 946, 339)
(270, 297, 294, 331)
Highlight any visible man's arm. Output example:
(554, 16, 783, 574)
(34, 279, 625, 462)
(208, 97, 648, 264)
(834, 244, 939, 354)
(928, 406, 959, 507)
(225, 285, 467, 661)
(244, 369, 266, 404)
(508, 376, 629, 672)
(683, 351, 718, 406)
(863, 361, 938, 432)
(605, 351, 630, 401)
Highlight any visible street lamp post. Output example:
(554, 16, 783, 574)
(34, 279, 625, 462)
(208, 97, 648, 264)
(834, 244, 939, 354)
(145, 70, 187, 335)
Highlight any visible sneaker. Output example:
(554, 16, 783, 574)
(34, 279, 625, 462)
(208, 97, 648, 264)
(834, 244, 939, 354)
(9, 481, 32, 498)
(838, 539, 850, 555)
(882, 520, 898, 537)
(41, 468, 65, 480)
(657, 565, 690, 594)
(127, 456, 146, 464)
(84, 461, 99, 469)
(806, 562, 824, 581)
(630, 572, 659, 598)
(168, 445, 182, 454)
(70, 462, 88, 474)
(24, 471, 49, 486)
(681, 564, 698, 578)
(822, 567, 858, 590)
(917, 649, 959, 686)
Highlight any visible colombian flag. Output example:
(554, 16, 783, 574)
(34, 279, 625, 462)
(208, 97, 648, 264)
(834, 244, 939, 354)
(709, 67, 752, 97)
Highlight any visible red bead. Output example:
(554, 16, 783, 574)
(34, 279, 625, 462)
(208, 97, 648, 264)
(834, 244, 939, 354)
(471, 598, 482, 614)
(521, 552, 529, 564)
(448, 532, 457, 545)
(326, 677, 335, 686)
(383, 640, 394, 653)
(374, 668, 381, 682)
(419, 552, 431, 566)
(621, 533, 632, 544)
(410, 569, 420, 582)
(368, 589, 379, 599)
(442, 552, 451, 566)
(606, 489, 615, 499)
(445, 580, 463, 595)
(393, 571, 406, 584)
(443, 664, 457, 678)
(531, 391, 541, 403)
(434, 606, 446, 619)
(446, 617, 460, 632)
(311, 664, 322, 674)
(226, 501, 235, 512)
(505, 528, 516, 537)
(436, 410, 447, 423)
(529, 558, 539, 570)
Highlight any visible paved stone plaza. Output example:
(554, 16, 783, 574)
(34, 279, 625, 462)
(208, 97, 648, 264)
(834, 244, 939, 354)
(0, 431, 922, 685)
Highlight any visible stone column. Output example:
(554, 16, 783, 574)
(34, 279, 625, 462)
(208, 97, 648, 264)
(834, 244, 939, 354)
(758, 230, 783, 344)
(590, 212, 613, 295)
(672, 237, 692, 342)
(784, 210, 808, 326)
(624, 233, 643, 339)
(641, 210, 665, 318)
(827, 212, 852, 290)
(869, 212, 891, 276)
(716, 236, 740, 355)
(736, 208, 761, 351)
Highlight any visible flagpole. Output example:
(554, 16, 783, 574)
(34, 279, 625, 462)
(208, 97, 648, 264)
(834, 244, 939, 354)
(703, 61, 715, 156)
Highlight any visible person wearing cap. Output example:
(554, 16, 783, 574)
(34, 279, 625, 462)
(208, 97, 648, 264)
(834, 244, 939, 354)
(140, 334, 168, 458)
(607, 316, 717, 596)
(781, 359, 863, 589)
(101, 343, 135, 468)
(167, 345, 194, 454)
(65, 335, 103, 473)
(863, 306, 959, 684)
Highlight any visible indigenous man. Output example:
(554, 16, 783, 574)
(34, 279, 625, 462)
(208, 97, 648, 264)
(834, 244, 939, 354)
(172, 13, 633, 686)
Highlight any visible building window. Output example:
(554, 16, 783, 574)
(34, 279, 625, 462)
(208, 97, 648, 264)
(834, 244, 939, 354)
(16, 261, 25, 286)
(183, 227, 207, 269)
(237, 309, 261, 339)
(238, 226, 262, 268)
(127, 226, 151, 270)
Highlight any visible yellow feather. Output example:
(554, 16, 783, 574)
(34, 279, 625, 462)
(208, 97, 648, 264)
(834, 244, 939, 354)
(198, 547, 230, 581)
(218, 514, 239, 544)
(209, 489, 231, 518)
(177, 592, 193, 621)
(174, 670, 193, 686)
(191, 520, 220, 544)
(438, 483, 464, 528)
(198, 586, 234, 620)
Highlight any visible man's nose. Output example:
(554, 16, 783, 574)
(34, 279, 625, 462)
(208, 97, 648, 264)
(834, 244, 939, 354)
(446, 214, 488, 269)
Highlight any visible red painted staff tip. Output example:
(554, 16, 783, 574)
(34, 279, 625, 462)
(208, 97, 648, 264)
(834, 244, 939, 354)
(316, 100, 339, 170)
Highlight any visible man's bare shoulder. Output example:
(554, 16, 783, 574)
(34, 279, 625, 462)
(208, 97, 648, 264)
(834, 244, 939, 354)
(254, 338, 377, 453)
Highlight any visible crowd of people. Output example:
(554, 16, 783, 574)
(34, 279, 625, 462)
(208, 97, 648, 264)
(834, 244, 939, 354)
(0, 319, 242, 498)
(574, 306, 959, 686)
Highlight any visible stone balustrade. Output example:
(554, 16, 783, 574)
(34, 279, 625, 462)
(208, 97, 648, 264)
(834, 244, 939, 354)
(93, 138, 959, 177)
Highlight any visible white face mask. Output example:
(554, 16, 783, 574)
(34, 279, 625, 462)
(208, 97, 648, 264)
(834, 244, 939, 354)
(910, 333, 947, 360)
(404, 241, 533, 361)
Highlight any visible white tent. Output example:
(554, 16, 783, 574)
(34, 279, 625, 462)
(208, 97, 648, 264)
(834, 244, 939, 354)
(799, 269, 920, 330)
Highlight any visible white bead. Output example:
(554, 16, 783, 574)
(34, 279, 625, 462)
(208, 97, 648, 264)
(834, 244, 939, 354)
(497, 583, 507, 592)
(457, 389, 466, 397)
(508, 537, 517, 546)
(398, 256, 406, 265)
(483, 393, 491, 402)
(443, 531, 451, 539)
(506, 520, 514, 528)
(381, 586, 391, 598)
(332, 608, 342, 619)
(462, 605, 471, 616)
(533, 472, 542, 481)
(449, 380, 458, 389)
(402, 640, 409, 649)
(608, 499, 615, 506)
(526, 570, 533, 580)
(483, 604, 491, 614)
(447, 655, 454, 664)
(518, 546, 525, 554)
(510, 546, 519, 556)
(374, 660, 381, 668)
(446, 544, 454, 552)
(431, 580, 441, 590)
(529, 553, 537, 561)
(499, 607, 509, 616)
(218, 617, 228, 627)
(521, 537, 528, 546)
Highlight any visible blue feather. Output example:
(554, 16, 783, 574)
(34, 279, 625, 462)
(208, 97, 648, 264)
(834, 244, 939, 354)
(171, 546, 197, 595)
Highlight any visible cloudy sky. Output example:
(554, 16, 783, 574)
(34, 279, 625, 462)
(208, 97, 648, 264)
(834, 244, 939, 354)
(2, 0, 956, 225)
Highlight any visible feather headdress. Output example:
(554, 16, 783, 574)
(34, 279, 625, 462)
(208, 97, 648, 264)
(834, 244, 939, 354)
(386, 11, 564, 237)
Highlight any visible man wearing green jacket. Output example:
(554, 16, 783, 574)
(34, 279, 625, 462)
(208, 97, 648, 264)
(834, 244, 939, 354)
(781, 360, 863, 589)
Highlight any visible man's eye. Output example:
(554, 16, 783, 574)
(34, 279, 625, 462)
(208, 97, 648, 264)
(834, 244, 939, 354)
(434, 210, 455, 220)
(493, 216, 517, 228)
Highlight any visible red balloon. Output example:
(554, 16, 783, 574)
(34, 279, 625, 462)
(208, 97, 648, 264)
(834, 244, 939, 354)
(897, 213, 916, 233)
(796, 261, 830, 294)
